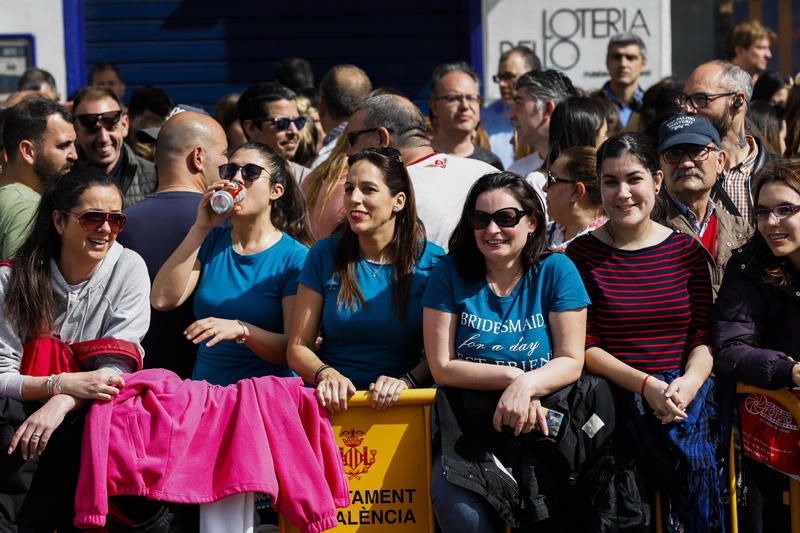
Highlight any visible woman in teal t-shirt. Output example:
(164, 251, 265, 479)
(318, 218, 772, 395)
(422, 171, 589, 532)
(152, 142, 313, 385)
(288, 147, 442, 412)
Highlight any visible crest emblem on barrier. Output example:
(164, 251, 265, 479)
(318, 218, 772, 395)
(339, 428, 377, 480)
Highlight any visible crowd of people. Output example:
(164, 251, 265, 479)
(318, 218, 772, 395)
(0, 16, 797, 533)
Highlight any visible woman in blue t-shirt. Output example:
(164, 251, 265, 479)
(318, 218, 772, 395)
(152, 141, 313, 385)
(287, 147, 442, 412)
(422, 172, 590, 532)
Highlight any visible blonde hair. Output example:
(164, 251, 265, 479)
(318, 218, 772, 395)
(303, 132, 350, 229)
(293, 95, 321, 168)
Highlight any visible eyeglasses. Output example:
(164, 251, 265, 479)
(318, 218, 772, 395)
(674, 92, 736, 109)
(75, 110, 123, 131)
(65, 210, 127, 233)
(218, 163, 266, 182)
(753, 204, 800, 222)
(252, 116, 307, 131)
(661, 145, 719, 164)
(492, 73, 516, 83)
(547, 169, 577, 186)
(346, 127, 394, 146)
(467, 207, 530, 230)
(434, 94, 481, 105)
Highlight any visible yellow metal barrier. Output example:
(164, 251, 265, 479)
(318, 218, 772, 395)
(278, 384, 800, 532)
(279, 389, 436, 532)
(736, 384, 800, 533)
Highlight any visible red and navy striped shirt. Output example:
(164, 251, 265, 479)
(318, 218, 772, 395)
(566, 231, 712, 373)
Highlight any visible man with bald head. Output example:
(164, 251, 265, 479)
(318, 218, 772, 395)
(311, 64, 372, 169)
(680, 60, 770, 220)
(118, 110, 228, 376)
(346, 94, 497, 249)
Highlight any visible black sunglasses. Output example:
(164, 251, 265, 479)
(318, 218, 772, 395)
(65, 210, 127, 233)
(467, 207, 530, 230)
(76, 110, 123, 131)
(218, 163, 266, 182)
(546, 169, 577, 186)
(347, 127, 394, 146)
(253, 116, 306, 131)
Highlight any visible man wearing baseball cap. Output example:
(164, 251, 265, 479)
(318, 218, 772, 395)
(658, 113, 751, 297)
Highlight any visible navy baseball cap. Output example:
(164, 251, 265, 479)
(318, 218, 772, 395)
(657, 113, 720, 154)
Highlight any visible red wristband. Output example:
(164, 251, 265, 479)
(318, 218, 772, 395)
(640, 374, 652, 396)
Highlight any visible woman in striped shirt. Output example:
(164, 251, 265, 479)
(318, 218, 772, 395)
(566, 133, 724, 533)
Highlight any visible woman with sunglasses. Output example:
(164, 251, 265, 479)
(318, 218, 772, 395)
(423, 172, 589, 532)
(544, 146, 607, 251)
(0, 163, 150, 528)
(565, 133, 723, 532)
(287, 147, 441, 412)
(152, 141, 313, 385)
(713, 160, 800, 533)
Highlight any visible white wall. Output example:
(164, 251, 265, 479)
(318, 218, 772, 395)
(0, 0, 65, 99)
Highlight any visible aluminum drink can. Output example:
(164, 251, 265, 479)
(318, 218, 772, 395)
(210, 183, 247, 214)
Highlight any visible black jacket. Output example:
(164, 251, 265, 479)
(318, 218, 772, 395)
(712, 239, 799, 389)
(436, 375, 621, 531)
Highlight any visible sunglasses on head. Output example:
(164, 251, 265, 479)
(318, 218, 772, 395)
(253, 116, 307, 131)
(218, 163, 266, 182)
(65, 210, 127, 233)
(76, 110, 123, 131)
(347, 147, 403, 166)
(467, 207, 530, 230)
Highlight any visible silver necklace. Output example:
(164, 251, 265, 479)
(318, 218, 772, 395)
(361, 258, 382, 277)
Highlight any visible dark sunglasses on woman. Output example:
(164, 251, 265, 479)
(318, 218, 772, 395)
(218, 163, 266, 182)
(75, 110, 123, 132)
(467, 207, 530, 230)
(65, 210, 127, 233)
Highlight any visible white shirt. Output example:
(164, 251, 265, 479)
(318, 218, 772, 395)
(507, 152, 544, 177)
(406, 152, 498, 250)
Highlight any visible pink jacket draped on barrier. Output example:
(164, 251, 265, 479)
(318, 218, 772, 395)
(74, 369, 349, 533)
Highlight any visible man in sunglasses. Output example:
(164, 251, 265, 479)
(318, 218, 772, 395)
(0, 97, 76, 260)
(657, 113, 751, 297)
(118, 110, 228, 379)
(237, 81, 310, 182)
(482, 46, 540, 169)
(72, 87, 157, 208)
(345, 94, 498, 249)
(681, 60, 772, 221)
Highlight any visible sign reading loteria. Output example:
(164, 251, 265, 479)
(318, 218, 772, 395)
(482, 0, 672, 99)
(280, 390, 436, 532)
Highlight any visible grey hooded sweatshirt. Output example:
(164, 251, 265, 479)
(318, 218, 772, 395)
(0, 242, 150, 399)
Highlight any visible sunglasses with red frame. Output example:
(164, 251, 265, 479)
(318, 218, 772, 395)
(64, 210, 127, 233)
